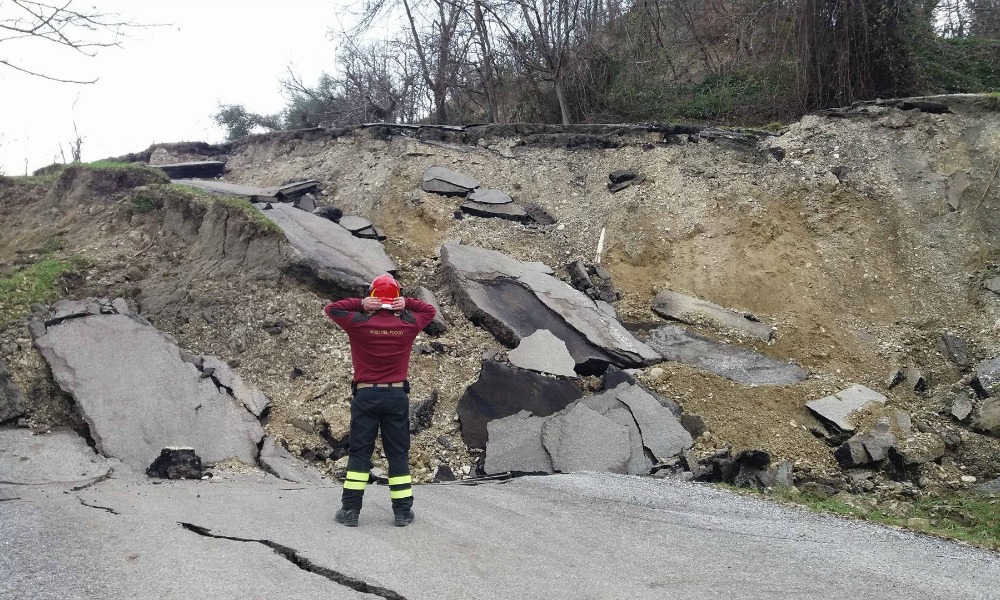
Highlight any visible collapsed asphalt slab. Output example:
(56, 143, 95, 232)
(441, 242, 660, 373)
(0, 428, 112, 486)
(30, 298, 266, 471)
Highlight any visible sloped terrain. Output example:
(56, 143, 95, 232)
(3, 95, 1000, 500)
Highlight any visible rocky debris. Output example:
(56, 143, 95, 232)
(541, 403, 630, 473)
(806, 384, 887, 432)
(601, 365, 637, 390)
(834, 418, 896, 468)
(0, 429, 112, 486)
(975, 477, 1000, 495)
(421, 166, 479, 196)
(972, 398, 1000, 436)
(432, 464, 456, 482)
(258, 437, 327, 484)
(339, 215, 372, 233)
(414, 287, 447, 335)
(522, 202, 557, 225)
(457, 360, 582, 449)
(946, 171, 971, 211)
(616, 385, 693, 461)
(985, 276, 1000, 296)
(32, 298, 266, 470)
(155, 161, 226, 179)
(484, 411, 554, 475)
(951, 392, 975, 422)
(314, 205, 343, 223)
(354, 225, 387, 241)
(607, 169, 645, 193)
(938, 334, 970, 370)
(889, 433, 946, 467)
(459, 197, 530, 222)
(442, 242, 660, 373)
(567, 260, 619, 304)
(507, 329, 578, 378)
(146, 447, 203, 479)
(685, 448, 792, 489)
(468, 188, 513, 205)
(972, 356, 1000, 397)
(199, 356, 271, 417)
(652, 289, 773, 342)
(644, 325, 807, 385)
(0, 360, 26, 423)
(258, 202, 396, 297)
(410, 390, 438, 434)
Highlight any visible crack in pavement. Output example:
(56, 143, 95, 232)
(69, 469, 114, 492)
(77, 497, 119, 514)
(178, 522, 408, 600)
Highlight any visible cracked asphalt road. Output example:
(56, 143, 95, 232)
(3, 470, 1000, 600)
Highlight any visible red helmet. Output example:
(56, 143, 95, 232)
(369, 274, 400, 302)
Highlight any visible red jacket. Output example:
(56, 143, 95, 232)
(324, 298, 437, 384)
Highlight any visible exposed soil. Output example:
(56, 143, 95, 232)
(3, 94, 1000, 491)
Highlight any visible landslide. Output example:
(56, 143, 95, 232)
(3, 94, 1000, 491)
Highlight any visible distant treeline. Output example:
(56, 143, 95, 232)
(214, 0, 1000, 136)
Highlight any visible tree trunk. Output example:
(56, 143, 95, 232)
(554, 76, 572, 125)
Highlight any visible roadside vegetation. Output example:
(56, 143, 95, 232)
(0, 256, 76, 328)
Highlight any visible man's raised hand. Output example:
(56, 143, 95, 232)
(361, 297, 381, 313)
(391, 297, 406, 312)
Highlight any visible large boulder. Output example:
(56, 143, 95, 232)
(652, 289, 773, 342)
(258, 202, 396, 297)
(806, 385, 887, 433)
(31, 299, 266, 471)
(644, 325, 807, 386)
(541, 403, 630, 474)
(0, 360, 26, 424)
(457, 360, 582, 449)
(421, 166, 479, 195)
(441, 242, 660, 373)
(889, 433, 946, 467)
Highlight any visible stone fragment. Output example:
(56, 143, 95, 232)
(522, 203, 557, 225)
(421, 166, 479, 195)
(806, 384, 888, 432)
(484, 410, 553, 475)
(946, 171, 971, 211)
(294, 193, 316, 213)
(314, 206, 343, 223)
(834, 437, 871, 468)
(973, 356, 1000, 396)
(507, 329, 578, 378)
(457, 360, 582, 449)
(895, 410, 913, 433)
(985, 276, 1000, 295)
(732, 450, 773, 488)
(951, 392, 975, 422)
(258, 202, 396, 297)
(0, 429, 111, 486)
(616, 385, 693, 461)
(409, 390, 438, 434)
(259, 437, 326, 484)
(468, 188, 513, 204)
(607, 169, 645, 193)
(338, 215, 373, 233)
(442, 242, 659, 373)
(0, 360, 26, 423)
(541, 404, 630, 473)
(652, 289, 773, 341)
(32, 304, 265, 470)
(601, 365, 637, 390)
(414, 287, 447, 335)
(680, 414, 706, 438)
(889, 433, 946, 467)
(972, 398, 1000, 437)
(757, 460, 794, 489)
(433, 464, 456, 483)
(938, 334, 970, 369)
(645, 325, 807, 385)
(605, 407, 654, 475)
(200, 356, 271, 417)
(975, 477, 1000, 495)
(146, 447, 203, 479)
(904, 367, 929, 394)
(886, 367, 906, 389)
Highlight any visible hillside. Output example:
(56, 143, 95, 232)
(3, 94, 1000, 509)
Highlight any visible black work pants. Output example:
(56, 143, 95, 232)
(341, 386, 413, 511)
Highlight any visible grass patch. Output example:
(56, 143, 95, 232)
(0, 258, 75, 328)
(149, 183, 283, 236)
(765, 487, 1000, 550)
(130, 192, 157, 214)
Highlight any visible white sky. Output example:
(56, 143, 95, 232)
(0, 0, 362, 174)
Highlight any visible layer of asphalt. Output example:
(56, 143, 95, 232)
(3, 468, 999, 599)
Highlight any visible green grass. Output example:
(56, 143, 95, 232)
(765, 487, 1000, 550)
(0, 258, 76, 328)
(130, 192, 157, 214)
(149, 183, 283, 235)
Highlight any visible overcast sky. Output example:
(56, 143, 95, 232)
(0, 0, 362, 174)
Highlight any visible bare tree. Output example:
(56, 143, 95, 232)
(0, 0, 136, 83)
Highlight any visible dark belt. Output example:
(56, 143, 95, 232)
(355, 381, 405, 389)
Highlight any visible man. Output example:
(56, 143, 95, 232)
(324, 274, 437, 527)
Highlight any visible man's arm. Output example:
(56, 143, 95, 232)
(403, 297, 437, 331)
(324, 298, 365, 329)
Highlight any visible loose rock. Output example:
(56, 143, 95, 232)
(146, 447, 203, 479)
(806, 384, 887, 432)
(507, 329, 578, 378)
(0, 360, 26, 424)
(652, 289, 773, 342)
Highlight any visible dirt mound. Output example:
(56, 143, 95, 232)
(3, 95, 1000, 490)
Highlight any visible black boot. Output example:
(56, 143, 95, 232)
(335, 507, 360, 527)
(393, 509, 414, 527)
